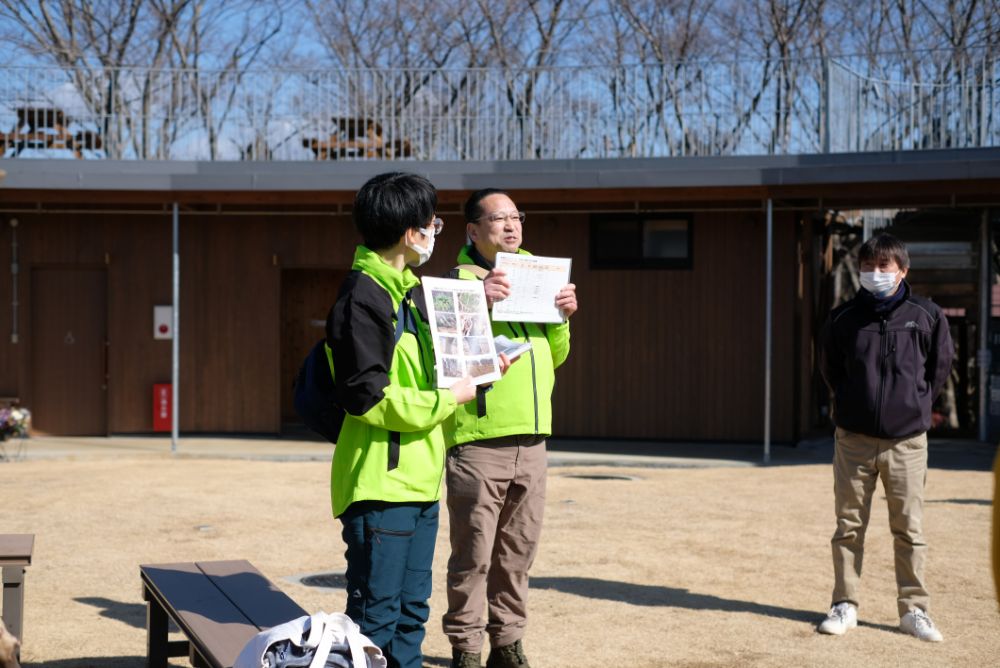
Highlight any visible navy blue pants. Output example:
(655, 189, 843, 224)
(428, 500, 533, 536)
(340, 500, 439, 668)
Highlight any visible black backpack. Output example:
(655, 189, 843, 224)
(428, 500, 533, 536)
(293, 294, 415, 444)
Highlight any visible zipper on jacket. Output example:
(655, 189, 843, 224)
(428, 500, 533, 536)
(402, 292, 433, 385)
(517, 322, 540, 434)
(874, 317, 888, 435)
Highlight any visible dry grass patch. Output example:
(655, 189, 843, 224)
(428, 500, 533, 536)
(0, 457, 995, 667)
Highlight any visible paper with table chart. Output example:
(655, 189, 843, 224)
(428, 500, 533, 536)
(492, 252, 572, 324)
(422, 276, 502, 388)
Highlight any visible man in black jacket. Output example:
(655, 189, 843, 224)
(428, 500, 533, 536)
(818, 233, 953, 642)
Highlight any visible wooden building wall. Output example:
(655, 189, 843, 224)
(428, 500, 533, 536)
(0, 205, 798, 441)
(529, 209, 798, 442)
(0, 211, 362, 434)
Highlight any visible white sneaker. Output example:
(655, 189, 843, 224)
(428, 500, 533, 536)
(817, 602, 858, 635)
(900, 609, 943, 642)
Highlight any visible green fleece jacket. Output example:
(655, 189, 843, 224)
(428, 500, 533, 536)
(450, 245, 571, 443)
(326, 246, 457, 517)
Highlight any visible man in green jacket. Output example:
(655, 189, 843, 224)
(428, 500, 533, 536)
(444, 189, 577, 668)
(327, 172, 477, 668)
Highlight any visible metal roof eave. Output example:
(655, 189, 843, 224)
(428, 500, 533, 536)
(1, 148, 999, 195)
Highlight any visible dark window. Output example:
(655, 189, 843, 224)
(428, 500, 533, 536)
(590, 213, 693, 269)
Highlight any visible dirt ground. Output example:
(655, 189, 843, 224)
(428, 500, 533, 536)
(1, 453, 997, 668)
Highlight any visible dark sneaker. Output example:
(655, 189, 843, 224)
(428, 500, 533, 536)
(485, 640, 530, 668)
(451, 648, 483, 668)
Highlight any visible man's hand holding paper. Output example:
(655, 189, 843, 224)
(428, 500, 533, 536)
(555, 283, 577, 319)
(483, 268, 511, 308)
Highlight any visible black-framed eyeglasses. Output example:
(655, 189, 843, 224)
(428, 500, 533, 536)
(479, 211, 526, 225)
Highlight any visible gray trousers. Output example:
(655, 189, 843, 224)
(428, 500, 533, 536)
(831, 427, 930, 617)
(443, 437, 547, 652)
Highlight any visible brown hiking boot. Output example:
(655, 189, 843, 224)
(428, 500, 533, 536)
(451, 648, 483, 668)
(485, 640, 530, 668)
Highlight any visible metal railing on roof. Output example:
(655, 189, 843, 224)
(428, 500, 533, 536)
(0, 54, 996, 161)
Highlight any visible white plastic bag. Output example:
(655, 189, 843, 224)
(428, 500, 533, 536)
(233, 611, 386, 668)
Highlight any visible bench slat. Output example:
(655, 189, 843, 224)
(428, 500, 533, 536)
(198, 560, 307, 630)
(142, 561, 257, 668)
(0, 534, 33, 566)
(141, 560, 307, 668)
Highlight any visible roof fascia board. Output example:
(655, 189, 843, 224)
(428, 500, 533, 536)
(1, 148, 998, 194)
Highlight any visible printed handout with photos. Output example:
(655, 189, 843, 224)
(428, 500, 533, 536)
(492, 252, 573, 324)
(422, 276, 502, 388)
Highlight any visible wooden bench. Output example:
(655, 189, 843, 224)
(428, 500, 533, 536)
(0, 534, 33, 652)
(140, 559, 307, 668)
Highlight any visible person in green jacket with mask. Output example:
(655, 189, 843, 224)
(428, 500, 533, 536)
(327, 172, 478, 668)
(443, 189, 577, 668)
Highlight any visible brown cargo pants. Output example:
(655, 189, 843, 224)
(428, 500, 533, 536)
(831, 427, 930, 617)
(442, 437, 547, 652)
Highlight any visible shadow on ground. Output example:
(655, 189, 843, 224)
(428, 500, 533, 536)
(926, 439, 998, 471)
(531, 576, 899, 633)
(73, 597, 147, 630)
(925, 497, 991, 506)
(547, 438, 829, 468)
(547, 437, 996, 472)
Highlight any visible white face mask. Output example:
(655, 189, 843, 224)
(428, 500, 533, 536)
(406, 228, 435, 267)
(860, 271, 898, 298)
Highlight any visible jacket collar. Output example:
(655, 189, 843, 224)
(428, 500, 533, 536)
(457, 244, 532, 270)
(352, 245, 419, 304)
(857, 279, 911, 316)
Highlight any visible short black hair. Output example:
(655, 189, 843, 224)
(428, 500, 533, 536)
(353, 172, 437, 251)
(859, 233, 910, 270)
(464, 188, 510, 223)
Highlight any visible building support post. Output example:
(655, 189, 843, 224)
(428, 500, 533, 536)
(979, 208, 990, 443)
(764, 199, 773, 464)
(822, 58, 832, 154)
(9, 218, 18, 344)
(172, 202, 180, 454)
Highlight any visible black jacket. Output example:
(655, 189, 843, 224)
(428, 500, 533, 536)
(325, 270, 429, 417)
(820, 282, 953, 439)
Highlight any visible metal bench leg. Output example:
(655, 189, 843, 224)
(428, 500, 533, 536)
(145, 590, 170, 668)
(1, 565, 25, 647)
(144, 589, 188, 668)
